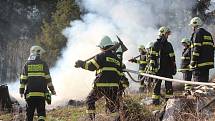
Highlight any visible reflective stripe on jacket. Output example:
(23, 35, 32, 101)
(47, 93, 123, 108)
(179, 47, 191, 72)
(191, 28, 214, 69)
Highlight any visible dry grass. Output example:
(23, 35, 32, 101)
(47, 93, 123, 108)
(2, 92, 215, 121)
(0, 93, 161, 121)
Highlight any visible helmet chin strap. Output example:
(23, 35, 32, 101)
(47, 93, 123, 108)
(28, 53, 41, 60)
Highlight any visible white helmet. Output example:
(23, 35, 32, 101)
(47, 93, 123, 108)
(158, 26, 171, 36)
(181, 38, 191, 45)
(138, 45, 145, 50)
(30, 45, 46, 55)
(97, 36, 114, 49)
(146, 42, 154, 49)
(189, 17, 202, 27)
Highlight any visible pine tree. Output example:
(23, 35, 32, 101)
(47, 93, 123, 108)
(36, 0, 80, 66)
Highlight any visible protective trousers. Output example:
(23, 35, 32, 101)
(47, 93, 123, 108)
(192, 68, 209, 82)
(139, 75, 145, 92)
(26, 98, 46, 121)
(139, 76, 154, 93)
(86, 86, 119, 119)
(183, 71, 192, 90)
(152, 74, 173, 105)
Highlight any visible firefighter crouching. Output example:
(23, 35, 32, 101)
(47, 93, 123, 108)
(75, 36, 122, 120)
(129, 45, 147, 92)
(189, 17, 214, 83)
(178, 38, 192, 95)
(19, 46, 56, 121)
(149, 27, 176, 105)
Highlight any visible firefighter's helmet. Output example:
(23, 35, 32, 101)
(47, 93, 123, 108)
(97, 36, 114, 48)
(189, 17, 202, 27)
(30, 45, 46, 55)
(158, 26, 171, 36)
(138, 45, 145, 50)
(181, 38, 191, 45)
(138, 45, 147, 53)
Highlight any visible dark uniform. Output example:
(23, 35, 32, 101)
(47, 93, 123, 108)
(190, 28, 214, 82)
(179, 47, 192, 90)
(149, 37, 176, 105)
(76, 49, 122, 119)
(20, 55, 55, 121)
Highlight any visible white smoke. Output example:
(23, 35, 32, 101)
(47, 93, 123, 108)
(48, 0, 197, 106)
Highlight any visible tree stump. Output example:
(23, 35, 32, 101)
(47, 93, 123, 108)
(0, 84, 12, 112)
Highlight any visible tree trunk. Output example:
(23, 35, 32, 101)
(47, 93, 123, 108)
(0, 84, 12, 112)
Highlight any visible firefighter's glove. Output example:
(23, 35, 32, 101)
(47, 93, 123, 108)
(129, 58, 137, 63)
(75, 60, 85, 68)
(172, 63, 177, 75)
(122, 64, 126, 69)
(121, 77, 129, 88)
(51, 90, 56, 95)
(45, 93, 52, 105)
(189, 61, 197, 70)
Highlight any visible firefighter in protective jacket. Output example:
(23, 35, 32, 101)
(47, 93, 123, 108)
(149, 26, 176, 105)
(178, 38, 192, 95)
(189, 17, 214, 83)
(20, 46, 56, 121)
(115, 45, 129, 94)
(75, 36, 122, 120)
(129, 45, 147, 92)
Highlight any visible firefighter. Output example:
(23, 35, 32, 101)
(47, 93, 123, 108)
(129, 45, 147, 92)
(178, 38, 192, 95)
(149, 26, 176, 105)
(19, 46, 56, 121)
(115, 45, 129, 95)
(145, 42, 154, 73)
(189, 17, 214, 83)
(115, 45, 129, 121)
(144, 42, 155, 92)
(75, 36, 122, 120)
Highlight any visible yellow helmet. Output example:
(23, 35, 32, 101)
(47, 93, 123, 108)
(30, 45, 46, 55)
(189, 17, 202, 27)
(97, 36, 114, 48)
(158, 26, 171, 36)
(181, 38, 191, 45)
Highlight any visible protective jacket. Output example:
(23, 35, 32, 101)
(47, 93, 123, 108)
(179, 47, 191, 72)
(191, 28, 214, 69)
(20, 55, 55, 99)
(116, 51, 129, 89)
(149, 37, 176, 75)
(133, 54, 147, 73)
(80, 50, 122, 87)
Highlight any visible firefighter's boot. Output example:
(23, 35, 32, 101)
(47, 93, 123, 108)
(152, 99, 160, 105)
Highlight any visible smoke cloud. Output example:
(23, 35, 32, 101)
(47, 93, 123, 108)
(47, 0, 199, 106)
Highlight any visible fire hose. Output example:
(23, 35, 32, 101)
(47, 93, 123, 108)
(123, 68, 215, 86)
